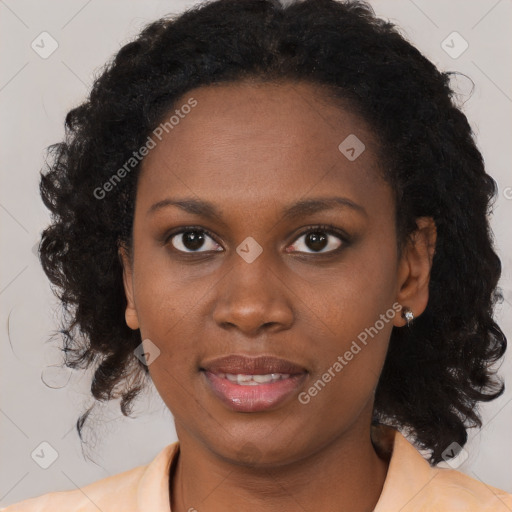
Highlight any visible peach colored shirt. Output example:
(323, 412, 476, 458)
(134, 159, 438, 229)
(2, 428, 511, 511)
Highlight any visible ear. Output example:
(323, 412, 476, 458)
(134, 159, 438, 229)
(118, 243, 140, 330)
(393, 217, 437, 327)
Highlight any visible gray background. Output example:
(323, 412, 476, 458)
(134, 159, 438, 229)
(1, 0, 511, 507)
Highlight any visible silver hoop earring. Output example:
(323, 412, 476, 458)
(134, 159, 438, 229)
(401, 306, 414, 327)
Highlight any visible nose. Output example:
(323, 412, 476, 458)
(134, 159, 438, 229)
(212, 253, 294, 336)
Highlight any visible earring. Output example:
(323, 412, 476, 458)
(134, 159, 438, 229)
(401, 306, 414, 327)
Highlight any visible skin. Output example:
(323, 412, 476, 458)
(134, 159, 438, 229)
(119, 80, 437, 512)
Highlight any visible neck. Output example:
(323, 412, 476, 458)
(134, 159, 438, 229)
(170, 417, 389, 512)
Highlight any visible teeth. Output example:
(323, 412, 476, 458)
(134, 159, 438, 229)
(221, 373, 292, 385)
(252, 374, 273, 384)
(237, 374, 254, 384)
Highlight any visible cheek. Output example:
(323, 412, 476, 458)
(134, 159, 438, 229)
(131, 260, 202, 416)
(131, 244, 203, 365)
(312, 232, 399, 336)
(132, 231, 192, 313)
(299, 278, 395, 423)
(299, 231, 398, 396)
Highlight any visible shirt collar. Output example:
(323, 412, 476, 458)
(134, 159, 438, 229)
(134, 425, 508, 512)
(372, 425, 436, 511)
(135, 442, 178, 511)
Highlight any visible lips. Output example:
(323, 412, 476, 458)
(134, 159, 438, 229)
(200, 354, 307, 375)
(200, 355, 308, 412)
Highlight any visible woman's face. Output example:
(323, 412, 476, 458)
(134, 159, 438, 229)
(120, 80, 431, 465)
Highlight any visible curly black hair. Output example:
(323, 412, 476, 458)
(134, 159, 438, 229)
(38, 0, 506, 464)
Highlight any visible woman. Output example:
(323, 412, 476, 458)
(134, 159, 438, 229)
(3, 0, 510, 510)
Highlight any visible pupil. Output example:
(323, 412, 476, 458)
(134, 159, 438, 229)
(307, 232, 327, 251)
(183, 230, 204, 251)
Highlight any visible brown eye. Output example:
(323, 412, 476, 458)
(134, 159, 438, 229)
(288, 226, 346, 254)
(169, 229, 222, 253)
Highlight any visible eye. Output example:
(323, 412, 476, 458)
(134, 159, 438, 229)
(287, 224, 347, 254)
(167, 227, 222, 253)
(165, 224, 348, 255)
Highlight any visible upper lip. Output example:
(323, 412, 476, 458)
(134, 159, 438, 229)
(200, 355, 307, 375)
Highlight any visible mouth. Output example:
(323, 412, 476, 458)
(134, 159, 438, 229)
(200, 355, 308, 413)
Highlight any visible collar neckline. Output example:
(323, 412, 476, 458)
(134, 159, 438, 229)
(148, 425, 430, 512)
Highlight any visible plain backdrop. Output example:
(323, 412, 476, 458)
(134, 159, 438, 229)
(1, 0, 511, 507)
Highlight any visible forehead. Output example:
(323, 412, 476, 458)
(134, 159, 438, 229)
(137, 80, 390, 218)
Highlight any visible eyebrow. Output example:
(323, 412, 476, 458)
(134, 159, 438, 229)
(146, 196, 368, 221)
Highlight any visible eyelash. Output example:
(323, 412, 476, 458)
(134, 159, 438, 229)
(163, 224, 350, 256)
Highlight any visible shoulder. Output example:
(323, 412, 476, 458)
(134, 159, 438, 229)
(0, 443, 178, 512)
(0, 467, 143, 511)
(426, 466, 512, 510)
(0, 465, 146, 512)
(374, 426, 512, 511)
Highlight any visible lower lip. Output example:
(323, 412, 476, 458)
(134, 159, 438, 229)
(202, 371, 307, 412)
